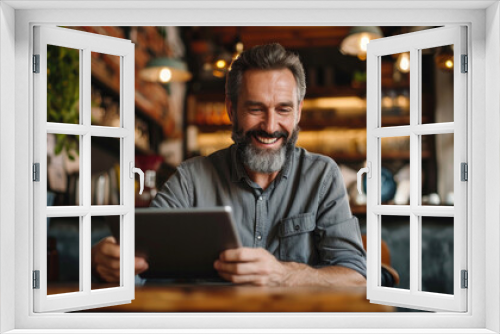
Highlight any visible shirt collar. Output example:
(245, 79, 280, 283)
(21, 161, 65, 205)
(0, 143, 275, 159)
(230, 144, 295, 183)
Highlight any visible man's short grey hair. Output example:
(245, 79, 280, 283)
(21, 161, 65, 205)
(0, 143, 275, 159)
(225, 43, 306, 107)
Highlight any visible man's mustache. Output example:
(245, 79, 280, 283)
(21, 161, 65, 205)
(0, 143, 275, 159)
(246, 130, 288, 140)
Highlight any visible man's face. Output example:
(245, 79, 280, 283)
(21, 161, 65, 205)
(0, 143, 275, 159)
(227, 68, 303, 174)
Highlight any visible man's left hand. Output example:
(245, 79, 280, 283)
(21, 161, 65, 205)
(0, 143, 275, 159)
(214, 247, 290, 286)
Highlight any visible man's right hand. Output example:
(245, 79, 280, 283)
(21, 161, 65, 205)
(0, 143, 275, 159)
(91, 236, 149, 283)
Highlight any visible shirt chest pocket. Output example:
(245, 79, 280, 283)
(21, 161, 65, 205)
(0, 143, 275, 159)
(279, 213, 318, 264)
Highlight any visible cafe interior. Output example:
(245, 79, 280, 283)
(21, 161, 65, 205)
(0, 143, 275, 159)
(46, 26, 455, 312)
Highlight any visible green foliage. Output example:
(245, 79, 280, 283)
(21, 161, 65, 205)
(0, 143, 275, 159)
(47, 45, 80, 158)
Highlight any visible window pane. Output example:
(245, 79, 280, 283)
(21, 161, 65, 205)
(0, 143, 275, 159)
(421, 216, 454, 294)
(381, 53, 410, 127)
(47, 134, 80, 206)
(380, 136, 410, 205)
(47, 45, 80, 124)
(92, 215, 120, 290)
(91, 137, 121, 205)
(47, 216, 80, 295)
(421, 45, 454, 124)
(381, 215, 409, 290)
(421, 133, 454, 206)
(91, 52, 121, 127)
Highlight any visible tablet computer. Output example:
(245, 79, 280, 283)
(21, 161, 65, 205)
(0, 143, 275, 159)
(107, 206, 242, 279)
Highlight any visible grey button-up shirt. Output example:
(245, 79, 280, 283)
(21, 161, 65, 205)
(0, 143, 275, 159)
(151, 144, 366, 278)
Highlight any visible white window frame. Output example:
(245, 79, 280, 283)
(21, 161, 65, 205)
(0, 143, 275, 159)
(366, 26, 468, 312)
(0, 1, 499, 333)
(33, 25, 136, 313)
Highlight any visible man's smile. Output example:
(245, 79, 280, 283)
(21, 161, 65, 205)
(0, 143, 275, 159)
(246, 130, 288, 149)
(255, 135, 280, 145)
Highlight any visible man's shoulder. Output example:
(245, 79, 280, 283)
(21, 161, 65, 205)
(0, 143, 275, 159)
(294, 146, 339, 172)
(178, 147, 231, 173)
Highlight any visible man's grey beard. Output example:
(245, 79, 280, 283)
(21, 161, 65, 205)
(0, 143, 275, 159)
(232, 118, 299, 174)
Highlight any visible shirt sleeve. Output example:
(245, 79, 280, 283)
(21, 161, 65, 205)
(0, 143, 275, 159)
(150, 166, 192, 208)
(314, 162, 367, 278)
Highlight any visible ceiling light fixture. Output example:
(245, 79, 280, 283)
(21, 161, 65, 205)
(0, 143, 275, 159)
(340, 26, 384, 61)
(140, 57, 192, 83)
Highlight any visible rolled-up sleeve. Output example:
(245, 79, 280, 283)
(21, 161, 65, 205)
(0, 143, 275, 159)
(314, 164, 367, 277)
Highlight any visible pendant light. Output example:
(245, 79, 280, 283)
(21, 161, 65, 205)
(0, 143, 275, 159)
(140, 57, 192, 83)
(340, 26, 383, 61)
(139, 27, 192, 83)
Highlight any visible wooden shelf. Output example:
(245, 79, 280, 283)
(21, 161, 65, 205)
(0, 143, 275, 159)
(305, 86, 366, 98)
(193, 124, 232, 133)
(91, 57, 175, 138)
(190, 116, 430, 132)
(92, 135, 154, 157)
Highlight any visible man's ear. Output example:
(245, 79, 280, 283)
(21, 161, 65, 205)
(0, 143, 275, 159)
(225, 98, 234, 122)
(296, 100, 303, 125)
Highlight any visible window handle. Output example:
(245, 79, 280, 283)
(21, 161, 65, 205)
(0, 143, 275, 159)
(129, 162, 144, 195)
(357, 162, 372, 195)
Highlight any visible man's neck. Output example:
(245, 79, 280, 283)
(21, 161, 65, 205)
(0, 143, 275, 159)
(244, 166, 280, 190)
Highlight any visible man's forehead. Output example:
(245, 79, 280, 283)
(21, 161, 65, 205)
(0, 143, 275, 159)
(242, 68, 295, 82)
(239, 68, 298, 99)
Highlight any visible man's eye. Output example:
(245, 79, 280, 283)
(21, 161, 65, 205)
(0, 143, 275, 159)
(249, 108, 261, 112)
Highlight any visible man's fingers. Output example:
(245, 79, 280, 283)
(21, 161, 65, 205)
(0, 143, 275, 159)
(219, 247, 264, 262)
(218, 272, 266, 286)
(99, 238, 120, 258)
(95, 265, 120, 283)
(135, 257, 149, 275)
(214, 260, 263, 275)
(96, 256, 148, 280)
(94, 254, 120, 270)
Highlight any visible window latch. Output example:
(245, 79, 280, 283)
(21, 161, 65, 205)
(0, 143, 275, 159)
(357, 161, 371, 195)
(129, 162, 144, 195)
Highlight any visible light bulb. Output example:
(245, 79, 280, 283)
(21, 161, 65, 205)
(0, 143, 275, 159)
(396, 52, 411, 73)
(215, 59, 227, 69)
(445, 60, 453, 69)
(360, 34, 370, 52)
(159, 68, 172, 83)
(235, 42, 244, 53)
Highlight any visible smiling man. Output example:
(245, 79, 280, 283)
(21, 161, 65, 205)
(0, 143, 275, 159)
(92, 43, 367, 287)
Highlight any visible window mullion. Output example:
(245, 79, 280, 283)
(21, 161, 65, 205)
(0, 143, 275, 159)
(82, 215, 91, 293)
(81, 48, 92, 294)
(409, 47, 420, 295)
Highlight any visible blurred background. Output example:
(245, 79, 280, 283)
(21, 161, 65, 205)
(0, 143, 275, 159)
(46, 26, 455, 306)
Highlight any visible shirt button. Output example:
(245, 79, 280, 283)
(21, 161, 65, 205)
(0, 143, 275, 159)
(258, 196, 263, 201)
(294, 225, 300, 231)
(257, 234, 262, 240)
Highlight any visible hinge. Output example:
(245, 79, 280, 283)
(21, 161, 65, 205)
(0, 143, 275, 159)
(33, 54, 40, 73)
(461, 162, 468, 181)
(33, 163, 40, 182)
(33, 270, 40, 289)
(461, 270, 468, 289)
(461, 54, 468, 73)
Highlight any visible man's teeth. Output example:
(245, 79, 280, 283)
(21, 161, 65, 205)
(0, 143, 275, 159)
(256, 136, 278, 144)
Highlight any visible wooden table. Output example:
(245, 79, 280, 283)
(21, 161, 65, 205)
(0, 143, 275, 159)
(75, 284, 394, 312)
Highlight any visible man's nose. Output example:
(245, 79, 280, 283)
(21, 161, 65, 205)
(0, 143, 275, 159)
(262, 111, 278, 134)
